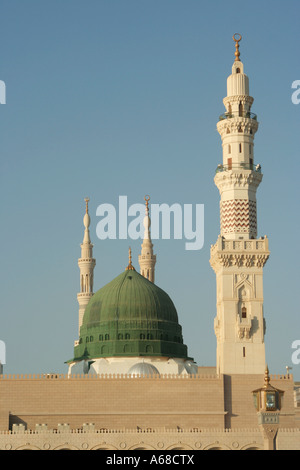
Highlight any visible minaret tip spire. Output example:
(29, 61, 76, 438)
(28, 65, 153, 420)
(84, 197, 90, 214)
(233, 33, 242, 62)
(138, 195, 156, 282)
(126, 246, 135, 271)
(77, 196, 96, 336)
(144, 194, 150, 213)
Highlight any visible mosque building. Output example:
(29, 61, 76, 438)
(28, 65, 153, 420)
(0, 35, 299, 451)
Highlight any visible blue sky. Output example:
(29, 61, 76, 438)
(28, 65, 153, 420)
(0, 0, 299, 380)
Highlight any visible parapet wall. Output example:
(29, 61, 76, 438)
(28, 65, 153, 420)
(0, 373, 225, 432)
(0, 373, 297, 437)
(0, 426, 299, 450)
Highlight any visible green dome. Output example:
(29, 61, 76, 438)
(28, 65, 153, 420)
(73, 269, 190, 361)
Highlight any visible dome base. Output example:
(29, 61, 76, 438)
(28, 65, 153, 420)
(68, 356, 198, 377)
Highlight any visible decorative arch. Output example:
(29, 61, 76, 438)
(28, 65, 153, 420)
(166, 443, 194, 450)
(240, 444, 263, 451)
(53, 444, 79, 450)
(128, 443, 156, 450)
(203, 443, 231, 451)
(91, 444, 119, 450)
(16, 445, 41, 450)
(234, 277, 254, 301)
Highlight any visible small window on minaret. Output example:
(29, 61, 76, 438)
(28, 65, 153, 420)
(239, 143, 242, 153)
(239, 103, 243, 117)
(236, 68, 240, 73)
(242, 307, 247, 319)
(228, 144, 231, 154)
(243, 347, 246, 357)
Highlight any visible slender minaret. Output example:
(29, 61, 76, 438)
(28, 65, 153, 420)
(210, 35, 270, 375)
(138, 195, 156, 283)
(77, 198, 96, 335)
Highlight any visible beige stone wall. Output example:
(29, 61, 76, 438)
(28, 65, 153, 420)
(1, 427, 299, 450)
(0, 428, 265, 451)
(0, 374, 225, 432)
(0, 372, 298, 450)
(224, 374, 297, 429)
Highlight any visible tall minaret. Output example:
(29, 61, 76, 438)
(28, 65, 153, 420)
(77, 198, 96, 335)
(138, 195, 156, 283)
(210, 35, 270, 375)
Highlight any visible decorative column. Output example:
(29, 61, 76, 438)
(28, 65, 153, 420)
(138, 195, 156, 283)
(210, 35, 270, 375)
(76, 198, 96, 336)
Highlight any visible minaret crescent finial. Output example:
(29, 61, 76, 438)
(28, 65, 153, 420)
(233, 33, 242, 62)
(84, 197, 90, 214)
(144, 195, 150, 213)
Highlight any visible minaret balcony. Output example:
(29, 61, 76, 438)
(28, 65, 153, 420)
(236, 316, 252, 340)
(219, 111, 257, 121)
(215, 162, 261, 173)
(210, 236, 270, 271)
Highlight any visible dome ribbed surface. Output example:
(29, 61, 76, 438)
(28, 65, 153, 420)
(72, 269, 190, 361)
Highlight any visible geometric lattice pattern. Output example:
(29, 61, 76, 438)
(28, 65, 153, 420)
(220, 199, 257, 236)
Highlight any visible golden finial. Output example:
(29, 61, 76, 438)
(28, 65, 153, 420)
(126, 246, 135, 271)
(233, 33, 242, 62)
(84, 197, 90, 214)
(264, 365, 270, 387)
(144, 195, 150, 212)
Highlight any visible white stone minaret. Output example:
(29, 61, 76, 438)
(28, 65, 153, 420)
(210, 35, 270, 375)
(77, 198, 96, 335)
(138, 195, 156, 283)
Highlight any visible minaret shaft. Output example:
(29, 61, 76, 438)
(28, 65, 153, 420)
(138, 195, 156, 283)
(215, 58, 261, 241)
(77, 198, 96, 337)
(210, 36, 269, 375)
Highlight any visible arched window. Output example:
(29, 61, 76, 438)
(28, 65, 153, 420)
(105, 334, 109, 341)
(239, 103, 243, 117)
(242, 307, 247, 319)
(99, 334, 103, 341)
(140, 334, 145, 340)
(118, 333, 123, 340)
(125, 333, 130, 340)
(236, 67, 240, 73)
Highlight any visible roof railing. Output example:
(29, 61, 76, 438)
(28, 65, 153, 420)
(219, 111, 257, 121)
(215, 163, 261, 173)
